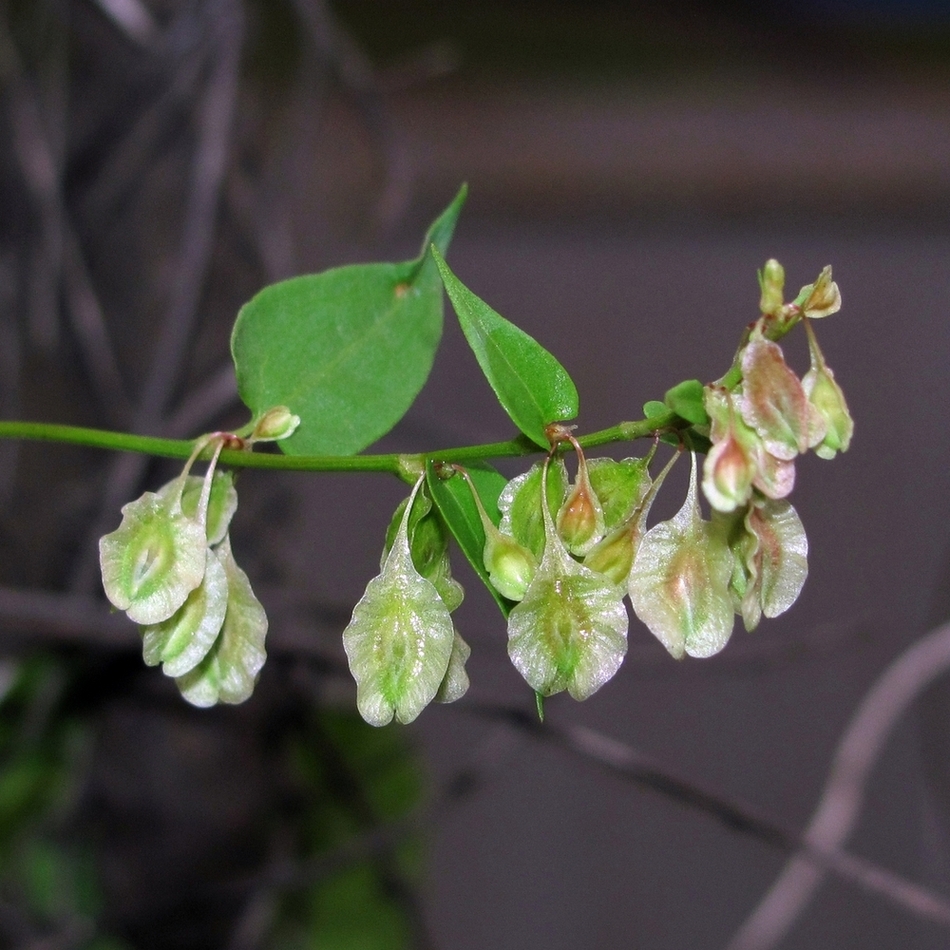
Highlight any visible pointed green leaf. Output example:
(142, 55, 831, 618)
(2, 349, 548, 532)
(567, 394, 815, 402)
(431, 247, 578, 447)
(643, 400, 669, 422)
(343, 478, 456, 725)
(427, 461, 511, 615)
(664, 379, 709, 426)
(231, 186, 467, 456)
(176, 536, 268, 706)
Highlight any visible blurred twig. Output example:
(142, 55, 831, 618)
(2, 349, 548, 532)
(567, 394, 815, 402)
(726, 620, 950, 950)
(89, 0, 160, 48)
(457, 701, 950, 933)
(70, 0, 244, 594)
(0, 13, 130, 421)
(291, 0, 411, 234)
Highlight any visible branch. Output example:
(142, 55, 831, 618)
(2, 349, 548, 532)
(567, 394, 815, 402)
(0, 416, 669, 474)
(726, 619, 950, 950)
(461, 701, 950, 934)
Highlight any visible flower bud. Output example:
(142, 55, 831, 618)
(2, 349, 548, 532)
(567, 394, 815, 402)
(802, 320, 853, 460)
(250, 405, 301, 442)
(796, 265, 841, 318)
(759, 259, 785, 316)
(702, 429, 754, 513)
(556, 449, 605, 556)
(457, 467, 537, 601)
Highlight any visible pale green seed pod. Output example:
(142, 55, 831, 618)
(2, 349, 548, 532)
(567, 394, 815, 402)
(585, 448, 678, 587)
(382, 489, 465, 612)
(499, 459, 567, 560)
(99, 490, 207, 626)
(739, 337, 825, 460)
(795, 265, 841, 318)
(586, 456, 652, 531)
(507, 458, 628, 700)
(175, 535, 268, 707)
(342, 476, 455, 726)
(170, 471, 238, 546)
(456, 466, 537, 601)
(435, 631, 472, 704)
(141, 545, 228, 677)
(582, 520, 638, 587)
(628, 453, 735, 659)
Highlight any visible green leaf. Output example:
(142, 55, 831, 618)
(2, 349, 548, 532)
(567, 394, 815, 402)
(431, 247, 579, 447)
(175, 536, 268, 706)
(231, 186, 467, 456)
(342, 478, 455, 725)
(427, 461, 511, 610)
(643, 400, 668, 421)
(664, 379, 709, 426)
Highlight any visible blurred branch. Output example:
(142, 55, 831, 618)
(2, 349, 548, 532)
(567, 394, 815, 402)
(0, 13, 130, 420)
(70, 0, 244, 593)
(89, 0, 160, 48)
(291, 0, 411, 234)
(163, 362, 238, 438)
(461, 701, 950, 934)
(225, 719, 522, 950)
(726, 619, 950, 950)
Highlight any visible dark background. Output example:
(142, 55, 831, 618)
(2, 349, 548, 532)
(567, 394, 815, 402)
(2, 1, 950, 948)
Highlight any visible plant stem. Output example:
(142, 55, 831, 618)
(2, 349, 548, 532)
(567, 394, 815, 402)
(0, 415, 678, 476)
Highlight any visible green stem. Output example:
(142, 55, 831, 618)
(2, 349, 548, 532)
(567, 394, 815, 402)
(0, 415, 676, 477)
